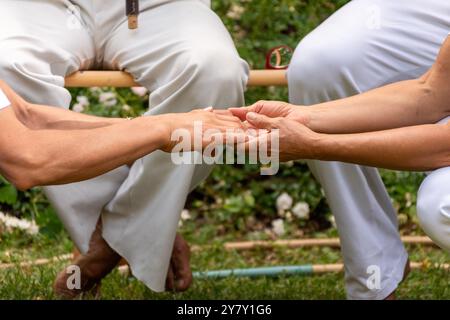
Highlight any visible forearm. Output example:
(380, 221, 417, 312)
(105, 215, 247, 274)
(19, 103, 126, 130)
(303, 78, 446, 134)
(0, 109, 168, 189)
(314, 122, 450, 171)
(302, 36, 450, 134)
(25, 116, 167, 186)
(0, 79, 125, 130)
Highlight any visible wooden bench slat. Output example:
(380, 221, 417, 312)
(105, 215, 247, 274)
(64, 70, 287, 88)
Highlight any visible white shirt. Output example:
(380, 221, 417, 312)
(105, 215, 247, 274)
(0, 89, 11, 110)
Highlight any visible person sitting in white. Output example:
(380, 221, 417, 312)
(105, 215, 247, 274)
(276, 0, 449, 299)
(0, 0, 248, 297)
(231, 35, 450, 298)
(0, 79, 245, 297)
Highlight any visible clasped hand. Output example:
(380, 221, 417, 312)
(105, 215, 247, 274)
(162, 101, 321, 163)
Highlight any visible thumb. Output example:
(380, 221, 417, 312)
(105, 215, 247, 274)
(246, 112, 275, 130)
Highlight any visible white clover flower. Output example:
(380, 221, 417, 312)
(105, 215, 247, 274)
(104, 99, 117, 107)
(329, 215, 337, 229)
(292, 202, 310, 220)
(180, 209, 191, 221)
(276, 192, 293, 212)
(72, 103, 84, 113)
(99, 92, 117, 107)
(131, 87, 148, 97)
(76, 95, 90, 107)
(89, 87, 102, 94)
(405, 192, 412, 208)
(272, 219, 285, 237)
(99, 92, 115, 102)
(0, 212, 39, 235)
(398, 213, 408, 226)
(227, 4, 245, 19)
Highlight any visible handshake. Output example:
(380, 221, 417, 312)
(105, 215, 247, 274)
(159, 101, 319, 170)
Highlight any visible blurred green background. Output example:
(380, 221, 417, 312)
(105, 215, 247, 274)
(0, 0, 425, 246)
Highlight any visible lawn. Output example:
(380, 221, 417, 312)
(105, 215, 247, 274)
(0, 229, 449, 300)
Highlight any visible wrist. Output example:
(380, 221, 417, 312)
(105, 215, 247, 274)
(290, 105, 313, 127)
(152, 114, 174, 150)
(308, 132, 331, 160)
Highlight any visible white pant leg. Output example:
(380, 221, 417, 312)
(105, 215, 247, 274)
(288, 0, 450, 299)
(0, 0, 93, 107)
(417, 117, 450, 252)
(417, 169, 450, 252)
(46, 0, 248, 292)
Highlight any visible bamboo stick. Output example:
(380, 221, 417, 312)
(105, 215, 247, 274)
(64, 70, 287, 88)
(192, 262, 449, 279)
(0, 236, 435, 270)
(190, 236, 434, 252)
(0, 254, 72, 270)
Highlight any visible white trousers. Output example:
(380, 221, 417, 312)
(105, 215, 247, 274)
(288, 0, 450, 299)
(0, 0, 248, 292)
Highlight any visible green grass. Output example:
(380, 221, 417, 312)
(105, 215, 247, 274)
(1, 237, 448, 300)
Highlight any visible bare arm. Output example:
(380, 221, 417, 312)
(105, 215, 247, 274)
(21, 103, 126, 130)
(0, 106, 166, 189)
(0, 87, 244, 189)
(238, 36, 450, 171)
(305, 36, 450, 133)
(314, 122, 450, 171)
(244, 112, 450, 171)
(0, 80, 125, 130)
(233, 36, 450, 134)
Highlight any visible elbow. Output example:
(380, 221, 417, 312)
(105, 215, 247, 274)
(418, 69, 450, 119)
(11, 175, 36, 191)
(3, 167, 38, 191)
(2, 151, 49, 191)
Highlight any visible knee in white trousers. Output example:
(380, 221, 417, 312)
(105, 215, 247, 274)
(417, 167, 450, 252)
(287, 25, 370, 102)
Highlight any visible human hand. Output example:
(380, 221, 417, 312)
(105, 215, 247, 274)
(158, 108, 247, 153)
(243, 111, 322, 162)
(229, 100, 310, 126)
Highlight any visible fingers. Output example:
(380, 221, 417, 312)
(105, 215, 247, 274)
(214, 113, 243, 123)
(212, 109, 234, 116)
(246, 112, 277, 130)
(228, 106, 252, 120)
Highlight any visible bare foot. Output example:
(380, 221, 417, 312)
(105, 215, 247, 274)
(165, 233, 193, 292)
(384, 259, 411, 300)
(53, 219, 120, 299)
(54, 219, 193, 299)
